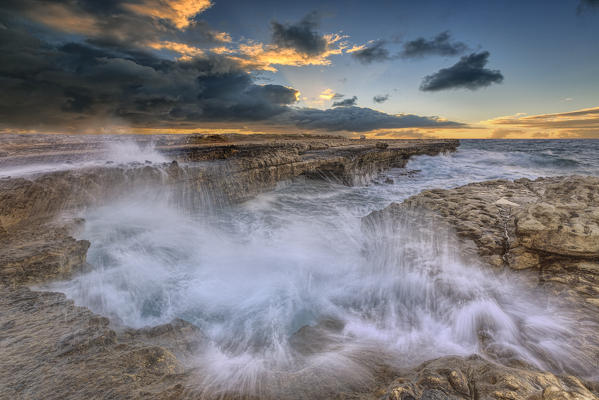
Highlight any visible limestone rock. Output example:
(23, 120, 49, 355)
(381, 356, 598, 400)
(0, 223, 90, 285)
(369, 176, 599, 273)
(0, 286, 195, 399)
(365, 175, 599, 400)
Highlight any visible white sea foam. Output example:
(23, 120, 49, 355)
(46, 139, 599, 397)
(0, 139, 166, 178)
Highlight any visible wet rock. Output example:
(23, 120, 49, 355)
(0, 286, 193, 399)
(381, 356, 599, 400)
(368, 176, 599, 271)
(0, 135, 462, 399)
(0, 137, 458, 230)
(366, 175, 599, 400)
(517, 201, 599, 258)
(0, 224, 90, 285)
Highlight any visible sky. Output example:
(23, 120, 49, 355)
(0, 0, 598, 138)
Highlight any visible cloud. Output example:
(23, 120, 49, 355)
(232, 34, 345, 71)
(4, 3, 344, 72)
(0, 17, 299, 130)
(420, 51, 504, 91)
(401, 31, 467, 58)
(319, 89, 343, 100)
(4, 0, 224, 46)
(482, 106, 599, 138)
(489, 128, 524, 139)
(373, 129, 428, 139)
(124, 0, 212, 29)
(486, 107, 599, 129)
(214, 12, 348, 71)
(332, 96, 357, 107)
(271, 11, 327, 55)
(373, 94, 389, 103)
(278, 106, 462, 132)
(0, 1, 464, 134)
(349, 40, 391, 64)
(148, 41, 204, 60)
(241, 11, 352, 70)
(578, 0, 599, 13)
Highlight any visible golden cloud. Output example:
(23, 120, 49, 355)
(148, 41, 204, 60)
(346, 44, 366, 53)
(319, 89, 336, 100)
(483, 106, 599, 138)
(228, 34, 347, 72)
(26, 0, 213, 36)
(125, 0, 212, 29)
(212, 31, 233, 43)
(26, 1, 348, 73)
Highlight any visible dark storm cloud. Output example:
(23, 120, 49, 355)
(420, 51, 504, 91)
(0, 0, 224, 48)
(578, 0, 599, 12)
(0, 1, 463, 132)
(373, 94, 389, 103)
(279, 106, 461, 132)
(245, 85, 299, 105)
(350, 41, 391, 64)
(271, 11, 327, 55)
(401, 31, 467, 58)
(0, 16, 298, 129)
(332, 96, 357, 107)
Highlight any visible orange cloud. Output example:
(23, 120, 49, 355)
(229, 34, 347, 72)
(482, 106, 599, 138)
(148, 41, 204, 59)
(26, 0, 213, 36)
(211, 46, 235, 54)
(346, 44, 367, 53)
(26, 1, 347, 72)
(318, 89, 337, 100)
(327, 107, 599, 139)
(125, 0, 212, 29)
(212, 31, 233, 43)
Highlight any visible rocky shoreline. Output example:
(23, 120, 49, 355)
(1, 135, 458, 399)
(1, 136, 598, 399)
(366, 175, 599, 400)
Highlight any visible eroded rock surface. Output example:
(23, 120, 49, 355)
(0, 221, 90, 285)
(381, 356, 599, 400)
(369, 176, 599, 271)
(0, 135, 458, 399)
(367, 176, 599, 400)
(1, 136, 458, 232)
(5, 136, 598, 400)
(0, 286, 197, 399)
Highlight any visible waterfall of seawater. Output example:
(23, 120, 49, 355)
(45, 140, 599, 398)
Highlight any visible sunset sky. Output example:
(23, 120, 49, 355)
(1, 0, 598, 138)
